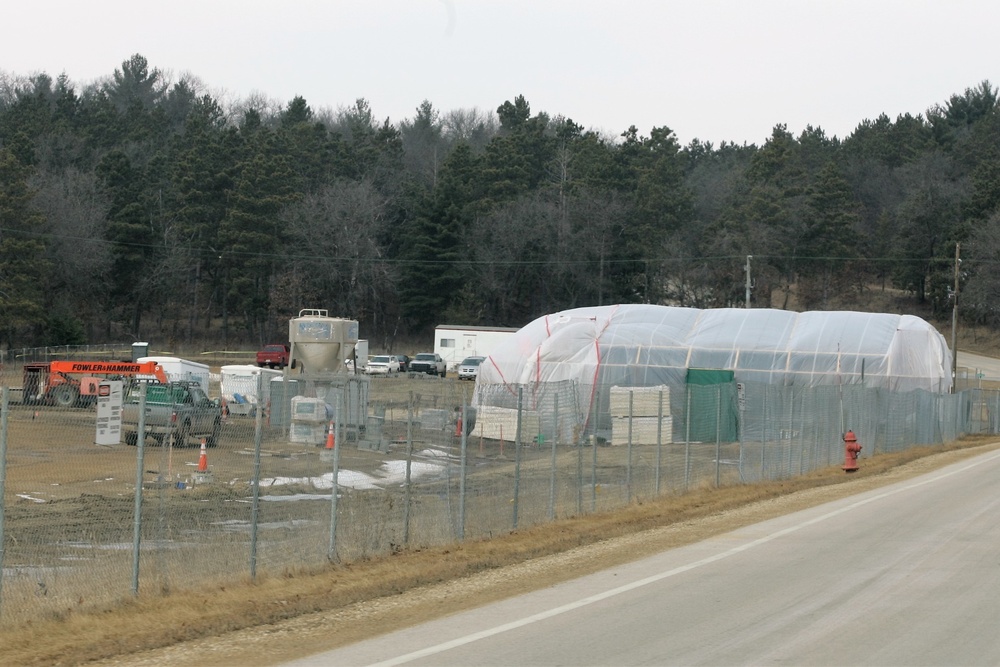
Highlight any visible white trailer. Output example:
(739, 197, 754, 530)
(219, 365, 282, 416)
(434, 325, 520, 371)
(346, 339, 369, 374)
(136, 356, 211, 393)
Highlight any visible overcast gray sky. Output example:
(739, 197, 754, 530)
(4, 0, 998, 146)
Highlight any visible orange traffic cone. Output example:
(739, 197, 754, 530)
(197, 438, 209, 472)
(325, 421, 335, 450)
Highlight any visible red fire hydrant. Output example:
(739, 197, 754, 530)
(842, 430, 862, 472)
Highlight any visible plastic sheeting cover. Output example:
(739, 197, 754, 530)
(478, 305, 952, 398)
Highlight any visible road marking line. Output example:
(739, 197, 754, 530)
(367, 451, 1000, 666)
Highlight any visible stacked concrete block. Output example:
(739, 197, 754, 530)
(471, 405, 541, 442)
(610, 385, 672, 445)
(289, 396, 329, 445)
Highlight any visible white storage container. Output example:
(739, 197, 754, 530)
(137, 356, 211, 394)
(220, 365, 282, 416)
(418, 408, 451, 431)
(289, 421, 328, 445)
(610, 386, 670, 417)
(290, 396, 329, 423)
(611, 416, 673, 445)
(471, 405, 541, 442)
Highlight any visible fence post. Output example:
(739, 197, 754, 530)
(761, 389, 768, 480)
(0, 387, 9, 616)
(131, 383, 147, 596)
(513, 387, 523, 530)
(786, 388, 794, 478)
(626, 390, 634, 504)
(576, 426, 583, 515)
(715, 385, 721, 488)
(548, 394, 558, 521)
(327, 389, 344, 562)
(458, 401, 468, 541)
(591, 433, 598, 512)
(403, 392, 414, 545)
(249, 372, 264, 580)
(655, 390, 663, 496)
(684, 385, 691, 490)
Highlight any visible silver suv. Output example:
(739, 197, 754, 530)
(458, 356, 485, 381)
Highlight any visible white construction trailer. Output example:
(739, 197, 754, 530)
(434, 325, 520, 371)
(219, 365, 282, 416)
(136, 356, 211, 393)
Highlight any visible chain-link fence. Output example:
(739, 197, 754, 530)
(0, 365, 993, 628)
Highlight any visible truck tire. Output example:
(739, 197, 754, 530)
(53, 385, 79, 408)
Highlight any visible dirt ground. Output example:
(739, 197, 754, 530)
(3, 370, 472, 500)
(80, 440, 1000, 667)
(3, 374, 998, 666)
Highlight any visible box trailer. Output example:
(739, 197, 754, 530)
(219, 364, 282, 416)
(434, 325, 520, 371)
(136, 356, 211, 393)
(346, 339, 369, 374)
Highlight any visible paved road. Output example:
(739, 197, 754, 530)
(958, 351, 1000, 380)
(289, 448, 1000, 666)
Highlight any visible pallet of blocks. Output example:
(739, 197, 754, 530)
(471, 405, 541, 442)
(289, 396, 329, 445)
(610, 385, 673, 445)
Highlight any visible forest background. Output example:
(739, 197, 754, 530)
(3, 54, 1000, 354)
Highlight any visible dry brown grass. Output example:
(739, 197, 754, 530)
(2, 436, 998, 667)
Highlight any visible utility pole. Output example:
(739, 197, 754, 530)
(745, 255, 753, 308)
(951, 242, 961, 392)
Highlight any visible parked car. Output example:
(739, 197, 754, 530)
(458, 356, 486, 381)
(366, 355, 401, 374)
(409, 352, 447, 377)
(256, 343, 290, 369)
(395, 354, 411, 372)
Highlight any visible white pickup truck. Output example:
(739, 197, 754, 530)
(408, 352, 447, 377)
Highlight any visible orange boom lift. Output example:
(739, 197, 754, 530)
(21, 360, 168, 408)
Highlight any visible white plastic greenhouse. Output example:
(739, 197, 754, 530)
(477, 304, 952, 398)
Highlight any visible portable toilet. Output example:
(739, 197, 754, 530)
(131, 342, 149, 362)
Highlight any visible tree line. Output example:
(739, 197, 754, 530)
(2, 54, 1000, 351)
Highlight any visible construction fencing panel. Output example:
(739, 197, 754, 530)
(0, 373, 995, 629)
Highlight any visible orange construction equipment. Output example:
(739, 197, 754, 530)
(197, 438, 209, 473)
(24, 360, 168, 408)
(842, 430, 862, 472)
(325, 421, 336, 450)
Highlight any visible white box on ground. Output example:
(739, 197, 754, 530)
(611, 416, 674, 445)
(471, 405, 541, 442)
(610, 385, 670, 417)
(290, 396, 329, 423)
(289, 422, 327, 445)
